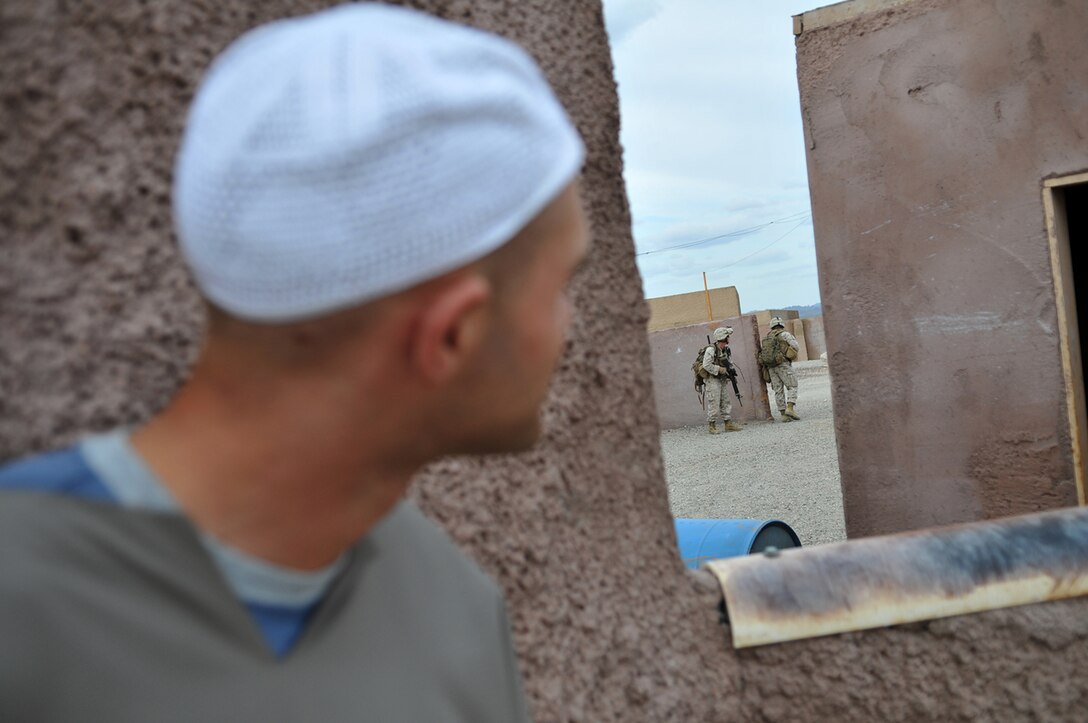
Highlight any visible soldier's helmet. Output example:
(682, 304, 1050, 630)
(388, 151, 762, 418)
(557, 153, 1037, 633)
(713, 326, 732, 341)
(770, 316, 785, 329)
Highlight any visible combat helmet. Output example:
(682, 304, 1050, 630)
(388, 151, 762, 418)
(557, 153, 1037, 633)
(713, 326, 733, 341)
(770, 316, 785, 329)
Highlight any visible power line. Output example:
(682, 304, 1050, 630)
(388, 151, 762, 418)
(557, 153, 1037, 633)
(634, 210, 810, 257)
(703, 218, 808, 273)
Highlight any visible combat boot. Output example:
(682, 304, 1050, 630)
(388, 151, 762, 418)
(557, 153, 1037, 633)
(778, 409, 792, 423)
(785, 402, 800, 420)
(708, 421, 719, 435)
(723, 420, 743, 432)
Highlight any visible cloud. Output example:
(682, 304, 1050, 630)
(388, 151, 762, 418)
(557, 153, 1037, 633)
(606, 0, 823, 311)
(633, 198, 812, 257)
(603, 0, 665, 44)
(634, 213, 818, 312)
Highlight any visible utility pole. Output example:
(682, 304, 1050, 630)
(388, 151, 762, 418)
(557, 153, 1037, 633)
(703, 272, 714, 320)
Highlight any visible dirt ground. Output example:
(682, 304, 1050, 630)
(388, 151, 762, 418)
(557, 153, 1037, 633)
(660, 360, 847, 547)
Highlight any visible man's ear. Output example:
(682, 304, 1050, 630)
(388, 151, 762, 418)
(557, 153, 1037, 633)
(409, 274, 493, 386)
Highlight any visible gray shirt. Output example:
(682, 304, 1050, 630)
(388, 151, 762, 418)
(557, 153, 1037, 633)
(81, 429, 346, 609)
(0, 478, 531, 722)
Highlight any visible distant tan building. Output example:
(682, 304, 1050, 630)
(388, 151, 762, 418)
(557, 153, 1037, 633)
(801, 316, 827, 359)
(646, 286, 740, 331)
(750, 309, 827, 362)
(753, 308, 800, 339)
(753, 308, 799, 355)
(648, 294, 829, 360)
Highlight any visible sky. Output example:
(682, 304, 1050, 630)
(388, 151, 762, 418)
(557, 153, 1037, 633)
(603, 0, 823, 312)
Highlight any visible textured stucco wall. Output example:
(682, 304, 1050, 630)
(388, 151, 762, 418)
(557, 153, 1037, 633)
(0, 2, 734, 720)
(4, 1, 1088, 721)
(648, 316, 771, 429)
(646, 286, 742, 331)
(796, 0, 1084, 537)
(727, 594, 1088, 722)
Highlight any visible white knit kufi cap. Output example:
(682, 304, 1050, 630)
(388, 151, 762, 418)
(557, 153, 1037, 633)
(173, 3, 585, 322)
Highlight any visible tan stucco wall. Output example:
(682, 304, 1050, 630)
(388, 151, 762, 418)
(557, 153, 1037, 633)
(648, 316, 771, 429)
(802, 316, 828, 359)
(4, 1, 1088, 720)
(788, 319, 810, 361)
(754, 308, 800, 330)
(647, 286, 741, 331)
(796, 0, 1083, 537)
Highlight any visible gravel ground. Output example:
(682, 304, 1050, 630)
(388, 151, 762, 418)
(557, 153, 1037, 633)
(660, 359, 847, 547)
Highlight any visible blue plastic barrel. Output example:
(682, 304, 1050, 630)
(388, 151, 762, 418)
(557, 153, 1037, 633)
(674, 518, 801, 569)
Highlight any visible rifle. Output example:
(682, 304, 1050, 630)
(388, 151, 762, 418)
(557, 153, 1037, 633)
(707, 335, 743, 407)
(726, 364, 743, 406)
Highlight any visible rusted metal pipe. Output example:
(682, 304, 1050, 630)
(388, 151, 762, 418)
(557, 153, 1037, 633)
(704, 506, 1088, 648)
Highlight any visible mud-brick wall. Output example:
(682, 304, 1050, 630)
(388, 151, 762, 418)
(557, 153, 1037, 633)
(796, 0, 1085, 538)
(4, 1, 1088, 720)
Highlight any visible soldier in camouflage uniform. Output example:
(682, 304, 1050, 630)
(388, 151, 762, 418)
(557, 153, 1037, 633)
(759, 316, 801, 422)
(703, 326, 743, 434)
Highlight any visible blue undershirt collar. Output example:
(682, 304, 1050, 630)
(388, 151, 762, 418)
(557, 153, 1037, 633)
(80, 430, 348, 611)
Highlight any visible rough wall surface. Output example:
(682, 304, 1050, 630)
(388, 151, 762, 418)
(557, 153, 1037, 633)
(5, 1, 1088, 721)
(647, 286, 741, 331)
(0, 2, 736, 720)
(648, 316, 771, 429)
(729, 595, 1088, 722)
(796, 0, 1085, 537)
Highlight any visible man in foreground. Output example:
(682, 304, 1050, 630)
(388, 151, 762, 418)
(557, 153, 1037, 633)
(0, 5, 587, 721)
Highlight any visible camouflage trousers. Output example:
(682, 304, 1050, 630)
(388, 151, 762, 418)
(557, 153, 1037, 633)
(767, 363, 798, 410)
(704, 375, 732, 423)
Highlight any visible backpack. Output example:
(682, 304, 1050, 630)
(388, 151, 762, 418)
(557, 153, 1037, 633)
(692, 344, 714, 389)
(758, 331, 787, 368)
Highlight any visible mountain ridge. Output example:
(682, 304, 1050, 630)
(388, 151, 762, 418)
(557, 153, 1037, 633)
(782, 303, 822, 318)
